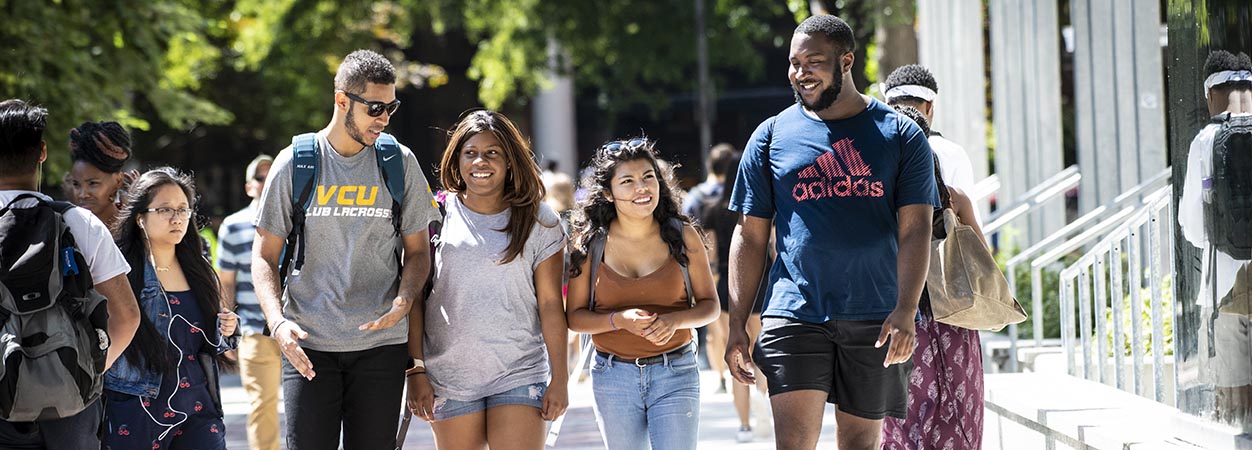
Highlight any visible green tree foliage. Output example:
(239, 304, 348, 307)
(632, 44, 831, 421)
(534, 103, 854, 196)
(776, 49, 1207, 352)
(4, 0, 817, 173)
(432, 0, 794, 112)
(0, 0, 232, 171)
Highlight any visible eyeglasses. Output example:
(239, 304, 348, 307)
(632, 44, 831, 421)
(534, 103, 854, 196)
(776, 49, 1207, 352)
(600, 138, 649, 155)
(342, 91, 401, 117)
(143, 207, 193, 222)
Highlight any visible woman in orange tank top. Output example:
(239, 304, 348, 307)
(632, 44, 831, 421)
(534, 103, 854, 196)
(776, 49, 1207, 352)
(566, 137, 720, 450)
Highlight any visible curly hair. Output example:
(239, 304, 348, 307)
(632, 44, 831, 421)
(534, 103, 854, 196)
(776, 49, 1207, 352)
(884, 64, 939, 105)
(69, 121, 131, 173)
(438, 110, 547, 264)
(567, 138, 690, 278)
(795, 14, 856, 55)
(1205, 50, 1247, 76)
(892, 104, 931, 136)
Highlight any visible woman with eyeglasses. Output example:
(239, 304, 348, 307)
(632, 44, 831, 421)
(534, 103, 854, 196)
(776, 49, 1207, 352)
(566, 138, 720, 450)
(409, 110, 568, 450)
(63, 121, 138, 230)
(103, 167, 239, 450)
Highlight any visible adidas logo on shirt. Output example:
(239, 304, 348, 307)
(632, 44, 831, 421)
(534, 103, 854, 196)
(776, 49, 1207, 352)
(792, 138, 884, 201)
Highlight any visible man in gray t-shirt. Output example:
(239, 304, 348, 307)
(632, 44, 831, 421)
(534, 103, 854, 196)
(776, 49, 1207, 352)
(251, 50, 441, 450)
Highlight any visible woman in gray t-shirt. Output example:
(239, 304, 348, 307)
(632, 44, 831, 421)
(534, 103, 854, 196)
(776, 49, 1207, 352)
(407, 110, 568, 449)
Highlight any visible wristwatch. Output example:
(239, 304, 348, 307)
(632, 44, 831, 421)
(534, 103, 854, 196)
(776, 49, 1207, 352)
(410, 358, 426, 370)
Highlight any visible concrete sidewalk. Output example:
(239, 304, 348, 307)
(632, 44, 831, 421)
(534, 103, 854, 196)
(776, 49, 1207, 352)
(220, 370, 844, 449)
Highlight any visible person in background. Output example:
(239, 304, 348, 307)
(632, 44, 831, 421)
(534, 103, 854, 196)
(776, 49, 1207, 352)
(881, 105, 986, 450)
(215, 154, 278, 450)
(682, 143, 740, 395)
(65, 120, 138, 229)
(1179, 50, 1252, 429)
(701, 148, 774, 443)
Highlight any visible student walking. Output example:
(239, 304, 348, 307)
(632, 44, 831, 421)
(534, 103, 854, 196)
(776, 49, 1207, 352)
(410, 110, 568, 450)
(724, 14, 938, 450)
(103, 167, 239, 450)
(566, 137, 720, 450)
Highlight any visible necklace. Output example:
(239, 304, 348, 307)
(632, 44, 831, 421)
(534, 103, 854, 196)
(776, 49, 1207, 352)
(156, 266, 171, 272)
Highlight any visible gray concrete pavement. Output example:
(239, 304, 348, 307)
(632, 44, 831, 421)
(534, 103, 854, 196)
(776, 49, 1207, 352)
(220, 370, 845, 449)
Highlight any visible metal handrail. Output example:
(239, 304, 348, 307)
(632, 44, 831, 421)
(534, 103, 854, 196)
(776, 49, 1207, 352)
(1003, 168, 1171, 348)
(1059, 185, 1173, 403)
(969, 173, 1000, 203)
(982, 165, 1081, 236)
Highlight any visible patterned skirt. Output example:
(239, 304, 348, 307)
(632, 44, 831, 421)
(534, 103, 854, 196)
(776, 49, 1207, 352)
(882, 298, 984, 450)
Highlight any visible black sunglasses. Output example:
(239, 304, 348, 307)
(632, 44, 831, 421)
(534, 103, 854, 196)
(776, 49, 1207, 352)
(600, 138, 649, 155)
(342, 91, 401, 117)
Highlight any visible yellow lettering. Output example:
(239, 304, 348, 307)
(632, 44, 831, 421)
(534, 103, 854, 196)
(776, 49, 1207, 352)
(337, 186, 358, 205)
(356, 186, 378, 206)
(316, 186, 337, 206)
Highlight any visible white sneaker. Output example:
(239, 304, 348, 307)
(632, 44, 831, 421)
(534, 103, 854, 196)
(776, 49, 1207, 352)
(736, 427, 754, 443)
(752, 392, 773, 439)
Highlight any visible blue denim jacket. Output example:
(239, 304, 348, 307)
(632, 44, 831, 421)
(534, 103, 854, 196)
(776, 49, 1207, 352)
(104, 261, 238, 402)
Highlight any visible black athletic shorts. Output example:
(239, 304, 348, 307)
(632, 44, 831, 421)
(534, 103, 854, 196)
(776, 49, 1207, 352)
(752, 316, 912, 420)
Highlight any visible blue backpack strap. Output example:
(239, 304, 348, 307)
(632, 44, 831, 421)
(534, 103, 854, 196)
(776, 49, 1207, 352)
(279, 133, 320, 283)
(374, 133, 406, 201)
(291, 133, 320, 211)
(374, 132, 405, 234)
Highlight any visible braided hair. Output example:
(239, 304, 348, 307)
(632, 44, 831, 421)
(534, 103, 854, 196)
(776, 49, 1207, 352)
(69, 121, 131, 173)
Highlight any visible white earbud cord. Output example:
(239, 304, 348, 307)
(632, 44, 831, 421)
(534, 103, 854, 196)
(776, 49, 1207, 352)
(141, 228, 227, 440)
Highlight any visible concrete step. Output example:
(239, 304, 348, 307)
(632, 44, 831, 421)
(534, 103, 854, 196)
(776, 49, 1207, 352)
(983, 373, 1251, 450)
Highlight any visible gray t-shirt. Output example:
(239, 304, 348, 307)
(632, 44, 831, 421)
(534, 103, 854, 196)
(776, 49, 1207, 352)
(255, 132, 441, 352)
(424, 195, 565, 401)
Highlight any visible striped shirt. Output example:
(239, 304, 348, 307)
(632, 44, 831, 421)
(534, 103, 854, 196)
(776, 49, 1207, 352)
(216, 203, 265, 335)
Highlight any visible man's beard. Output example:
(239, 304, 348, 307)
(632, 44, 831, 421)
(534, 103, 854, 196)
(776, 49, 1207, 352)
(345, 107, 371, 148)
(794, 75, 842, 113)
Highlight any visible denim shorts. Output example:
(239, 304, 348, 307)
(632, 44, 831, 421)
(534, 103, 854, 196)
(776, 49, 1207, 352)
(431, 382, 547, 422)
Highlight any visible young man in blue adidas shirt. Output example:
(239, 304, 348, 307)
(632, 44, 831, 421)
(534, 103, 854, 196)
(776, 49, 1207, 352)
(251, 50, 441, 449)
(722, 15, 937, 450)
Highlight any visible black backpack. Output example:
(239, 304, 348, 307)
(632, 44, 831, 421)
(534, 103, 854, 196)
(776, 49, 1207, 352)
(0, 195, 110, 421)
(1206, 113, 1252, 260)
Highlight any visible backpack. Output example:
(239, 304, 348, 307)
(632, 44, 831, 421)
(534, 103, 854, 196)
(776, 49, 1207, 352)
(0, 195, 110, 421)
(585, 217, 695, 311)
(279, 132, 407, 284)
(1205, 113, 1252, 260)
(420, 191, 448, 298)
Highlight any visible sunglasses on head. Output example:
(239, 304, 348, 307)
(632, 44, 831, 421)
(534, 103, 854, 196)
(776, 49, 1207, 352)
(600, 138, 649, 155)
(342, 91, 401, 117)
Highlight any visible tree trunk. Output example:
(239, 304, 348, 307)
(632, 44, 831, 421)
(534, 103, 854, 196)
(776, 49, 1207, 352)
(876, 0, 918, 80)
